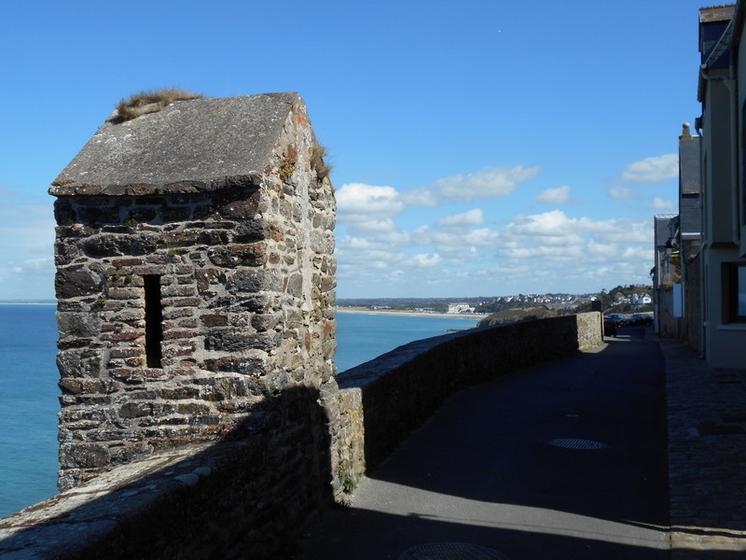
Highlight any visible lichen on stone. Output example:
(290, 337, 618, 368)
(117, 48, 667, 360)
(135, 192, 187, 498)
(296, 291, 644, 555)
(279, 145, 298, 181)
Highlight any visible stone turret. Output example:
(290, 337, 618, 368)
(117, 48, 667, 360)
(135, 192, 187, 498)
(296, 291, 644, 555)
(51, 92, 336, 490)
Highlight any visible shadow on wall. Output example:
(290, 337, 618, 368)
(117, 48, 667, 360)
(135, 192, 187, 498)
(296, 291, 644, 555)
(3, 320, 742, 558)
(1, 314, 610, 558)
(0, 386, 333, 560)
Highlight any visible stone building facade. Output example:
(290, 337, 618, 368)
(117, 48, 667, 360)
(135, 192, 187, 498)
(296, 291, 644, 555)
(652, 125, 703, 352)
(653, 214, 680, 338)
(677, 125, 703, 354)
(50, 93, 337, 490)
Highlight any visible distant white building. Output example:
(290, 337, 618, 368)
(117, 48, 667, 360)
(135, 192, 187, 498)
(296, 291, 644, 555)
(447, 303, 475, 314)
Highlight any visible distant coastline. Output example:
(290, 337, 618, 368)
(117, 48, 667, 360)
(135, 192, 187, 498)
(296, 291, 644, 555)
(336, 306, 487, 320)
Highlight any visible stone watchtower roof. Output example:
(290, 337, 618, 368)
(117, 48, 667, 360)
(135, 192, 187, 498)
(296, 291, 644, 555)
(50, 92, 300, 196)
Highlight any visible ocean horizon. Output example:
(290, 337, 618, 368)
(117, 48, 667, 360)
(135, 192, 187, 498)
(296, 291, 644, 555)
(0, 303, 476, 517)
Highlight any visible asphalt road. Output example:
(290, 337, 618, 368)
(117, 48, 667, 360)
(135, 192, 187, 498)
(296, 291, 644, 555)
(301, 327, 670, 559)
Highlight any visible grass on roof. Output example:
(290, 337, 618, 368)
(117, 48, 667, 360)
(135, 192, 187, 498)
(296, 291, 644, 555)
(311, 142, 332, 180)
(113, 88, 203, 123)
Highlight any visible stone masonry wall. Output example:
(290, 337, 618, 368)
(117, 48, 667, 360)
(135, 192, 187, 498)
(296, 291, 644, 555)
(657, 288, 682, 340)
(576, 311, 603, 351)
(52, 99, 337, 491)
(0, 314, 602, 558)
(0, 386, 334, 560)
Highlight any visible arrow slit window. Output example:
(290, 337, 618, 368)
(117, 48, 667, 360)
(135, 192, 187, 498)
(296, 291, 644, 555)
(144, 275, 163, 368)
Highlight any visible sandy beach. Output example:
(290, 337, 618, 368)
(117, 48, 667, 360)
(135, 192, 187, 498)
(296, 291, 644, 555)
(335, 306, 487, 320)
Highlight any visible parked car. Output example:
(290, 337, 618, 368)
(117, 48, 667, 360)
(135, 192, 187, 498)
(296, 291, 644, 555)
(629, 312, 653, 326)
(603, 313, 623, 336)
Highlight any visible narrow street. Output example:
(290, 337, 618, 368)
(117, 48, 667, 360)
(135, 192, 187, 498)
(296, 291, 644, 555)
(302, 327, 670, 559)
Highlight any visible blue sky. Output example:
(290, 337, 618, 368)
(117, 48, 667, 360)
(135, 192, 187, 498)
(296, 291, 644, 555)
(0, 0, 706, 298)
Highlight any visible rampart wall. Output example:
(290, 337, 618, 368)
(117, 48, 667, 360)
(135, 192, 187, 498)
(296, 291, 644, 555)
(333, 312, 603, 483)
(0, 313, 603, 559)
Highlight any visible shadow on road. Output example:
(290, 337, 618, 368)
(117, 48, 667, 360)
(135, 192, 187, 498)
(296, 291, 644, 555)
(302, 329, 745, 559)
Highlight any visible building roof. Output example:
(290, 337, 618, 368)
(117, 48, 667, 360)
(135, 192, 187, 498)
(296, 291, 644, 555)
(654, 215, 678, 248)
(704, 16, 736, 67)
(699, 4, 737, 23)
(680, 195, 702, 239)
(50, 92, 300, 196)
(698, 6, 736, 100)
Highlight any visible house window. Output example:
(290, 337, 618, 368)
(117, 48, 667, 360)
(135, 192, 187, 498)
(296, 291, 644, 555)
(143, 275, 164, 368)
(673, 283, 684, 318)
(723, 263, 746, 323)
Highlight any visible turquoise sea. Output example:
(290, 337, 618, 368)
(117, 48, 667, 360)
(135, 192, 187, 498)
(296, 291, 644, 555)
(0, 305, 59, 519)
(335, 311, 477, 372)
(0, 304, 476, 517)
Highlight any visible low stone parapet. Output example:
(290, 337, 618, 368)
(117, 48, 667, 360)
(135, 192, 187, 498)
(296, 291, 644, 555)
(333, 312, 603, 491)
(0, 385, 333, 560)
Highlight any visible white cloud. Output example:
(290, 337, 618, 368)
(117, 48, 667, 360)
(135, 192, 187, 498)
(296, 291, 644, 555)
(508, 210, 576, 237)
(341, 164, 538, 221)
(537, 185, 571, 204)
(608, 186, 636, 200)
(463, 228, 500, 246)
(336, 183, 403, 216)
(622, 247, 653, 260)
(652, 197, 674, 209)
(496, 211, 653, 275)
(509, 211, 649, 244)
(411, 253, 442, 268)
(622, 154, 678, 183)
(599, 221, 651, 244)
(502, 245, 584, 260)
(411, 224, 501, 258)
(11, 257, 54, 273)
(336, 183, 404, 233)
(333, 180, 655, 297)
(436, 165, 540, 200)
(438, 208, 485, 226)
(587, 240, 617, 257)
(0, 201, 55, 299)
(402, 188, 438, 207)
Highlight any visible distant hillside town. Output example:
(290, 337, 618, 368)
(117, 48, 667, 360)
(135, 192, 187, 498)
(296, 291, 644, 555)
(337, 285, 653, 320)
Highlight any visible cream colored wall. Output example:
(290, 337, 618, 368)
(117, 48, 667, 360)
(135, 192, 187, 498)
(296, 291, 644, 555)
(701, 39, 746, 369)
(703, 78, 734, 245)
(703, 249, 746, 368)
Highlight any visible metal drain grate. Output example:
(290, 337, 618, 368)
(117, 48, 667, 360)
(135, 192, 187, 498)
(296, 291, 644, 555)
(399, 542, 508, 560)
(549, 438, 607, 450)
